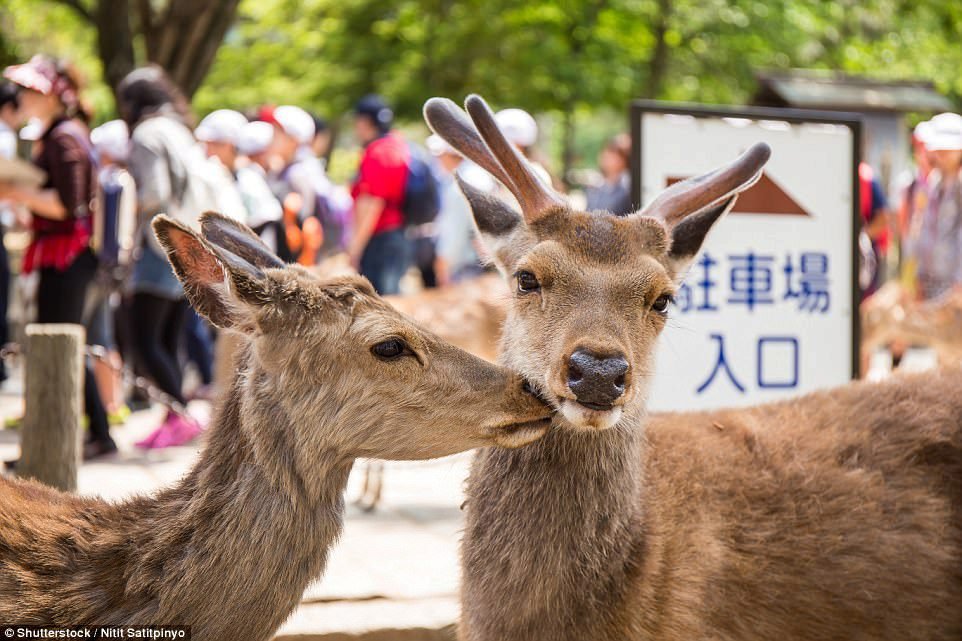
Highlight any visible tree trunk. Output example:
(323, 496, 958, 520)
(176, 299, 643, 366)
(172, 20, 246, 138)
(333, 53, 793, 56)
(53, 0, 241, 101)
(18, 324, 85, 492)
(144, 0, 242, 98)
(644, 0, 673, 99)
(94, 0, 136, 95)
(560, 105, 576, 190)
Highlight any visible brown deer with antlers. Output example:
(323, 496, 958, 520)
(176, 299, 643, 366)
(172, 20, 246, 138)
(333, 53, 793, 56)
(0, 212, 551, 640)
(424, 95, 962, 641)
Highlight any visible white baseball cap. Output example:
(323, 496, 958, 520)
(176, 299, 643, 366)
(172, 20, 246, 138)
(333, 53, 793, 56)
(237, 120, 275, 156)
(924, 112, 962, 151)
(195, 109, 248, 145)
(90, 119, 130, 161)
(913, 120, 933, 145)
(273, 105, 315, 145)
(495, 108, 538, 148)
(426, 134, 457, 157)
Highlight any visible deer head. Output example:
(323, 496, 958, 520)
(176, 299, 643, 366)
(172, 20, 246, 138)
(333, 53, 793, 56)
(152, 212, 552, 461)
(424, 95, 770, 430)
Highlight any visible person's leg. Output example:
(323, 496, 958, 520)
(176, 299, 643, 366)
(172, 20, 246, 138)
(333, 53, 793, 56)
(131, 296, 203, 451)
(183, 309, 214, 386)
(414, 236, 437, 289)
(36, 252, 114, 454)
(359, 234, 388, 295)
(0, 228, 9, 383)
(130, 292, 187, 405)
(360, 230, 409, 296)
(380, 230, 411, 296)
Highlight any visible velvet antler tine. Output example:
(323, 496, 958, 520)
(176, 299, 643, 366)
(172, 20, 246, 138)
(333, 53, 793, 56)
(641, 142, 772, 226)
(464, 95, 566, 222)
(423, 98, 517, 191)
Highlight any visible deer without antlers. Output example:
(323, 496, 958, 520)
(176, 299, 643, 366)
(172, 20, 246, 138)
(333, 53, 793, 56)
(425, 95, 962, 641)
(0, 212, 551, 640)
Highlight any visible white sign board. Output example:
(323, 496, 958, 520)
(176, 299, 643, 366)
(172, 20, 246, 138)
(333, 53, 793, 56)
(632, 104, 860, 412)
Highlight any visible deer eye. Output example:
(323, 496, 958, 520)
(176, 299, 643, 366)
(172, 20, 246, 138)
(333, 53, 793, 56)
(372, 338, 409, 360)
(516, 270, 541, 294)
(652, 294, 673, 314)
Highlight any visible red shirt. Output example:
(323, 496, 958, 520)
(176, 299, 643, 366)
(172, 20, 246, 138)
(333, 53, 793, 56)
(352, 133, 409, 234)
(24, 117, 94, 273)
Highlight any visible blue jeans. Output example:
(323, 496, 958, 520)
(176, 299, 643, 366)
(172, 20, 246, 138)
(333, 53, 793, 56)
(360, 229, 409, 295)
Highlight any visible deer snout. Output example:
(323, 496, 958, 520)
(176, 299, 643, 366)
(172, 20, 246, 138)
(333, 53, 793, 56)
(488, 375, 553, 449)
(566, 349, 629, 409)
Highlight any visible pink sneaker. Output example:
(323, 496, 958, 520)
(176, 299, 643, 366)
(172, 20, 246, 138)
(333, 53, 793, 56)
(135, 412, 204, 449)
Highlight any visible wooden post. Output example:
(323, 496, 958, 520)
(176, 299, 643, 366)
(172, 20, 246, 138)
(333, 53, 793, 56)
(18, 323, 85, 492)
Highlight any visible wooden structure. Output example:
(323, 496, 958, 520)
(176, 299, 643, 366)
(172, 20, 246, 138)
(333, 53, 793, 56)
(18, 323, 85, 491)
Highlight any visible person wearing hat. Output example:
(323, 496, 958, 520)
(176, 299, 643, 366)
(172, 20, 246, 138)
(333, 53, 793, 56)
(916, 112, 962, 301)
(195, 109, 248, 170)
(236, 120, 285, 255)
(492, 107, 555, 208)
(897, 120, 935, 297)
(348, 94, 410, 295)
(0, 55, 115, 459)
(86, 119, 135, 427)
(427, 134, 490, 285)
(267, 104, 341, 265)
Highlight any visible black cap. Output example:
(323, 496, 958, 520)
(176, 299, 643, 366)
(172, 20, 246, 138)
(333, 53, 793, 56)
(355, 94, 393, 132)
(0, 81, 18, 110)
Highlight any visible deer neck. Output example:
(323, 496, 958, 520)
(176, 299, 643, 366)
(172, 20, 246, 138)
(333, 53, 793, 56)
(462, 407, 647, 639)
(113, 345, 352, 639)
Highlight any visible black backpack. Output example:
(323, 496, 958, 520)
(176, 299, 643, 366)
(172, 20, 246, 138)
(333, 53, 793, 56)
(402, 144, 441, 227)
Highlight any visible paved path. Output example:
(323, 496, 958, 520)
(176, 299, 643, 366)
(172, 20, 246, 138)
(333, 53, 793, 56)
(0, 363, 465, 640)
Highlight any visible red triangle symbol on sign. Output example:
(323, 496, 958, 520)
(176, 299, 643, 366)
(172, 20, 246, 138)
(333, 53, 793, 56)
(666, 172, 811, 217)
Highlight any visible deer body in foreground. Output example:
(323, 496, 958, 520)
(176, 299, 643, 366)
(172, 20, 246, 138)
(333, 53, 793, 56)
(423, 95, 962, 641)
(0, 213, 551, 640)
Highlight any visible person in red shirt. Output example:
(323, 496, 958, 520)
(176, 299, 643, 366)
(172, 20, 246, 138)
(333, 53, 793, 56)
(347, 95, 410, 295)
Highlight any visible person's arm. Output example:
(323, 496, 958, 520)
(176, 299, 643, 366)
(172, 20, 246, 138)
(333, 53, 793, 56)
(864, 207, 893, 239)
(347, 194, 385, 269)
(864, 179, 893, 242)
(0, 128, 94, 221)
(0, 183, 67, 219)
(128, 135, 173, 219)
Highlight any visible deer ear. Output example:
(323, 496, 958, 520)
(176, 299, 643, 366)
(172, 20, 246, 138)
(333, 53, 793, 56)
(456, 174, 527, 270)
(152, 215, 269, 329)
(666, 196, 735, 276)
(199, 210, 286, 270)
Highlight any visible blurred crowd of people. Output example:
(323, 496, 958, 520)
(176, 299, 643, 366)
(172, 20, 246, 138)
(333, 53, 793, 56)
(859, 111, 962, 302)
(0, 54, 635, 461)
(895, 113, 962, 303)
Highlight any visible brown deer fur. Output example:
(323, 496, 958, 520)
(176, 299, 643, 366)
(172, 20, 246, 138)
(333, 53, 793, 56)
(423, 95, 962, 641)
(0, 213, 551, 640)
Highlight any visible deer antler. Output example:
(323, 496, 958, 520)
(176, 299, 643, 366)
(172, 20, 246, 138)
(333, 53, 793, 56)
(423, 97, 517, 191)
(641, 142, 772, 226)
(423, 95, 566, 223)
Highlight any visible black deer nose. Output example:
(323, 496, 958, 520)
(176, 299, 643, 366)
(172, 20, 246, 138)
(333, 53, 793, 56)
(566, 350, 629, 409)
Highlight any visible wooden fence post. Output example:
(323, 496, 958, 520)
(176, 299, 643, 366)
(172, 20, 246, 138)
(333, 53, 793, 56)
(18, 323, 85, 491)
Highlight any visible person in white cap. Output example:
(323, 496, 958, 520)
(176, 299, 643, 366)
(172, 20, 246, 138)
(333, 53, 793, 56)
(427, 134, 492, 285)
(87, 118, 136, 426)
(915, 112, 962, 301)
(269, 104, 350, 264)
(235, 120, 284, 255)
(897, 120, 935, 294)
(195, 108, 248, 170)
(493, 107, 554, 205)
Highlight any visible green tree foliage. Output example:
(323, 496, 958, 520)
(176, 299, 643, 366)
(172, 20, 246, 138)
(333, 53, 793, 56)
(2, 0, 961, 173)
